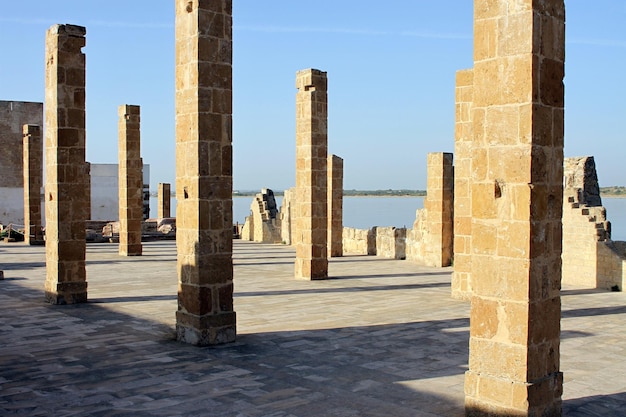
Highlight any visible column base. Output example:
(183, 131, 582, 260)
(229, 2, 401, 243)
(45, 281, 88, 305)
(465, 371, 563, 417)
(294, 258, 328, 280)
(119, 244, 143, 256)
(176, 311, 236, 346)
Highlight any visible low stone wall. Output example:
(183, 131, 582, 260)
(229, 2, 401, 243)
(342, 227, 375, 255)
(342, 226, 406, 259)
(375, 227, 406, 260)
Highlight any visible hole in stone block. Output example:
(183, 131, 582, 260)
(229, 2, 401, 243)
(494, 180, 502, 199)
(49, 193, 53, 201)
(304, 85, 316, 92)
(184, 187, 189, 199)
(186, 1, 193, 12)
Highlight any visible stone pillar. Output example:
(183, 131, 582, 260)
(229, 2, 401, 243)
(23, 124, 43, 244)
(158, 183, 171, 218)
(295, 69, 328, 280)
(44, 24, 88, 305)
(175, 0, 235, 345)
(328, 154, 343, 257)
(425, 152, 454, 266)
(118, 104, 143, 256)
(452, 69, 474, 299)
(405, 152, 453, 267)
(465, 1, 565, 415)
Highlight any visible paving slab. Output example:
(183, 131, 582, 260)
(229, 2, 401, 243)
(0, 240, 625, 416)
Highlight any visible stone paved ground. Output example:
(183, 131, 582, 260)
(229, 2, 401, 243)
(0, 240, 625, 416)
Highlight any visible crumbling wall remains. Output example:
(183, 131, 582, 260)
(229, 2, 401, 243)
(279, 187, 295, 245)
(241, 188, 282, 243)
(561, 156, 625, 290)
(0, 101, 43, 225)
(375, 227, 406, 260)
(342, 227, 375, 255)
(405, 152, 454, 267)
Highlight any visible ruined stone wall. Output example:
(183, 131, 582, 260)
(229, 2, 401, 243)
(279, 187, 295, 245)
(597, 241, 626, 291)
(562, 156, 614, 289)
(451, 70, 474, 299)
(375, 227, 406, 260)
(405, 152, 454, 267)
(342, 227, 375, 255)
(241, 189, 281, 243)
(0, 101, 43, 225)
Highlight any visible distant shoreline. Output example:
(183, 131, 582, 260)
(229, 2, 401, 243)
(153, 188, 626, 198)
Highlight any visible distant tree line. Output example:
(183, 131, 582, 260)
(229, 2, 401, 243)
(152, 187, 624, 198)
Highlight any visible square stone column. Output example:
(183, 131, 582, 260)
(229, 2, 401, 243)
(175, 0, 235, 345)
(118, 104, 143, 256)
(465, 1, 565, 415)
(425, 152, 454, 267)
(158, 183, 171, 218)
(328, 154, 343, 257)
(452, 69, 474, 300)
(23, 124, 43, 244)
(295, 69, 328, 280)
(44, 24, 88, 305)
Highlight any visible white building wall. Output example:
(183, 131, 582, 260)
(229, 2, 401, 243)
(90, 163, 150, 221)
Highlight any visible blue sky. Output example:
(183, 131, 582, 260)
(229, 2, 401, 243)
(1, 1, 624, 192)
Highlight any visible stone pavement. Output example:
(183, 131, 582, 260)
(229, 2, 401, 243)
(1, 240, 625, 416)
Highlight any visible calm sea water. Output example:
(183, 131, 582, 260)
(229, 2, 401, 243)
(151, 196, 626, 241)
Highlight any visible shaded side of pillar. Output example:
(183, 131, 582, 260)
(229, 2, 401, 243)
(328, 154, 343, 257)
(44, 24, 88, 304)
(23, 124, 43, 244)
(118, 104, 143, 256)
(295, 69, 328, 280)
(175, 0, 235, 345)
(465, 1, 565, 415)
(452, 69, 474, 300)
(424, 152, 454, 267)
(158, 183, 171, 218)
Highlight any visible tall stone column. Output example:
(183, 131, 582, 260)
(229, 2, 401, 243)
(44, 24, 88, 305)
(158, 183, 171, 218)
(465, 1, 565, 415)
(118, 104, 143, 256)
(23, 124, 43, 244)
(175, 0, 235, 345)
(295, 69, 328, 280)
(328, 154, 343, 257)
(425, 152, 454, 267)
(452, 69, 474, 299)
